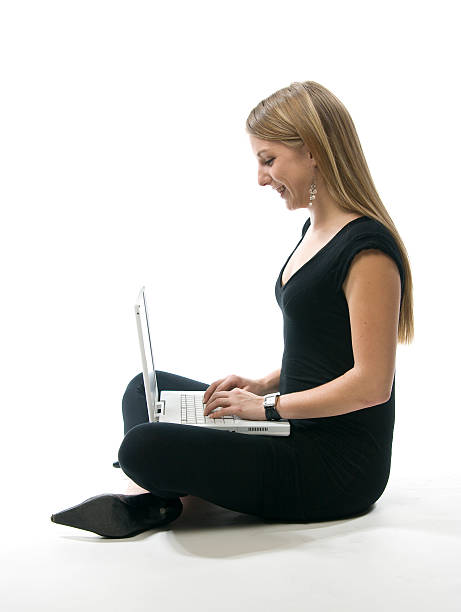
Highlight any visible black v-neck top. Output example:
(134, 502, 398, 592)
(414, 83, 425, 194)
(275, 215, 405, 441)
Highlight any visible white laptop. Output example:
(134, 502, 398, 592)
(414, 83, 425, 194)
(134, 286, 290, 436)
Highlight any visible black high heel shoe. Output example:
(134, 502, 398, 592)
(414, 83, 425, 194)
(51, 492, 183, 538)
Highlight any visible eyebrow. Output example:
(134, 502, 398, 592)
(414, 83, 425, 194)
(256, 149, 270, 157)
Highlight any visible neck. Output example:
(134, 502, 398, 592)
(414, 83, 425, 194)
(307, 201, 357, 234)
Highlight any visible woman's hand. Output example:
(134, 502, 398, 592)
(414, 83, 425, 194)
(202, 374, 267, 420)
(203, 374, 267, 403)
(203, 387, 266, 421)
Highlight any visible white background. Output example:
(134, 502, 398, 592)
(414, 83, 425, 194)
(1, 0, 460, 522)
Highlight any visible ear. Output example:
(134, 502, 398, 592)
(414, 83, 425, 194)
(301, 145, 317, 167)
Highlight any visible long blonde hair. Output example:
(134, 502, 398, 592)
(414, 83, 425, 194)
(246, 81, 414, 344)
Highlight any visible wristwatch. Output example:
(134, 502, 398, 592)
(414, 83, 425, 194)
(263, 392, 282, 421)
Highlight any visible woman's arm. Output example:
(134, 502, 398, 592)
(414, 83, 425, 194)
(259, 368, 281, 394)
(278, 249, 401, 419)
(276, 367, 384, 419)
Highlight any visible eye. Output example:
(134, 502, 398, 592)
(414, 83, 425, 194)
(264, 158, 275, 166)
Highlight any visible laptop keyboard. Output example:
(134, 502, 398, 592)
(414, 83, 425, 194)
(181, 394, 240, 425)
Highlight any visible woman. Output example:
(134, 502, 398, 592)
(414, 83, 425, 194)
(51, 81, 414, 538)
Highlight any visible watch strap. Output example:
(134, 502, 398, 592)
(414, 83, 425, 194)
(264, 392, 282, 421)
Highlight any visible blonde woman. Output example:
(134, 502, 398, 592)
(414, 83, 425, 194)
(51, 81, 413, 538)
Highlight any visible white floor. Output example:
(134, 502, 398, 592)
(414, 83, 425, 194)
(2, 465, 460, 612)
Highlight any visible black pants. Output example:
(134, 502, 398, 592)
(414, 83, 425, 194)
(117, 371, 375, 522)
(117, 371, 319, 522)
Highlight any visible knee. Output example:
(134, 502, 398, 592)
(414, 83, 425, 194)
(123, 372, 144, 397)
(123, 370, 168, 397)
(118, 423, 148, 471)
(118, 421, 173, 473)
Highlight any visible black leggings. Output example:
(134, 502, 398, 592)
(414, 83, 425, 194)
(118, 371, 312, 522)
(117, 371, 373, 522)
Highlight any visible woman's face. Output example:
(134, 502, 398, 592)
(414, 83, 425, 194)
(249, 135, 316, 209)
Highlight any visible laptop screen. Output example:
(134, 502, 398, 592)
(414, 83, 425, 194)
(134, 287, 159, 416)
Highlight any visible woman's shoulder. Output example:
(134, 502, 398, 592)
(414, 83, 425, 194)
(343, 215, 395, 241)
(336, 214, 405, 291)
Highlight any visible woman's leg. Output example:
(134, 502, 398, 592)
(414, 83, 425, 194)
(118, 370, 310, 521)
(119, 370, 210, 494)
(118, 421, 268, 517)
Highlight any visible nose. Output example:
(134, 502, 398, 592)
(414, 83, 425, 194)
(258, 168, 272, 187)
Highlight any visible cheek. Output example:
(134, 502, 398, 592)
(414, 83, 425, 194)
(290, 172, 306, 190)
(273, 167, 288, 184)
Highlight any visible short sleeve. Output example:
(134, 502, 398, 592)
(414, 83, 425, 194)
(334, 231, 405, 301)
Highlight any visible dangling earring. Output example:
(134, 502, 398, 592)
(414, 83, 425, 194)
(308, 182, 317, 205)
